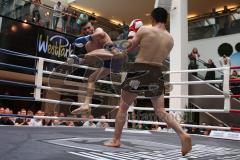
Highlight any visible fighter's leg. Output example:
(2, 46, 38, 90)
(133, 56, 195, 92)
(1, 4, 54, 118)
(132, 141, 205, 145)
(104, 90, 137, 147)
(151, 96, 192, 156)
(85, 49, 114, 61)
(71, 67, 111, 114)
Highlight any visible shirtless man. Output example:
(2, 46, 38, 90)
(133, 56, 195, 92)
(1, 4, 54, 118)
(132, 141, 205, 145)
(71, 20, 142, 114)
(103, 7, 192, 156)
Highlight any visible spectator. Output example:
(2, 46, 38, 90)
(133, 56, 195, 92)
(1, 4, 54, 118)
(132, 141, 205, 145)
(76, 13, 88, 33)
(0, 107, 4, 116)
(210, 8, 220, 37)
(42, 113, 53, 126)
(122, 21, 129, 39)
(230, 70, 240, 95)
(22, 0, 31, 21)
(222, 6, 231, 34)
(69, 10, 77, 33)
(204, 59, 216, 80)
(31, 0, 41, 24)
(58, 112, 67, 126)
(96, 115, 109, 128)
(29, 110, 43, 126)
(237, 7, 240, 14)
(135, 123, 149, 130)
(0, 0, 14, 17)
(188, 47, 200, 76)
(26, 110, 33, 124)
(83, 115, 96, 128)
(62, 8, 69, 33)
(15, 109, 28, 125)
(219, 55, 231, 89)
(14, 0, 25, 20)
(72, 115, 82, 126)
(0, 108, 14, 125)
(151, 124, 162, 132)
(52, 1, 63, 30)
(88, 13, 97, 25)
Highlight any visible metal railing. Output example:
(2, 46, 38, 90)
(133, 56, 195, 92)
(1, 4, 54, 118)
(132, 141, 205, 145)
(0, 0, 121, 37)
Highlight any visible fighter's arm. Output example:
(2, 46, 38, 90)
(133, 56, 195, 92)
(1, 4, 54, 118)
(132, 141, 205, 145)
(74, 28, 108, 47)
(91, 28, 107, 41)
(127, 27, 144, 53)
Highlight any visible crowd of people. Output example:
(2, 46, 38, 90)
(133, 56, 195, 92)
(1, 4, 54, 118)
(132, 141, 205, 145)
(0, 0, 124, 36)
(188, 47, 240, 95)
(0, 107, 109, 128)
(0, 106, 216, 137)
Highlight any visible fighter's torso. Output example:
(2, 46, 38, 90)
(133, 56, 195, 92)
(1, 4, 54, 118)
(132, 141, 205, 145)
(86, 28, 113, 52)
(135, 26, 173, 66)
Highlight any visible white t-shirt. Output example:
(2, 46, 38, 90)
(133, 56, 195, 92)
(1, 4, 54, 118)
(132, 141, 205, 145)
(83, 121, 96, 128)
(219, 57, 231, 67)
(29, 119, 43, 126)
(53, 4, 63, 17)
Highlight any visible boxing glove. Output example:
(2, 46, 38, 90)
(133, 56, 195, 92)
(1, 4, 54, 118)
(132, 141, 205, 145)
(74, 35, 92, 48)
(128, 19, 143, 39)
(129, 19, 143, 32)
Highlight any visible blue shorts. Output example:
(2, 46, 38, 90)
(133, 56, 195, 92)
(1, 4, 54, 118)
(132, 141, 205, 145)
(103, 59, 124, 73)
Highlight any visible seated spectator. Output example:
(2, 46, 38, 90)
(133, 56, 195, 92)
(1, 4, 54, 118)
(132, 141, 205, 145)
(96, 115, 109, 128)
(204, 59, 216, 80)
(58, 112, 67, 126)
(42, 113, 54, 126)
(151, 124, 162, 132)
(135, 123, 149, 130)
(0, 108, 14, 125)
(15, 109, 28, 125)
(230, 70, 240, 95)
(188, 48, 200, 76)
(0, 107, 4, 117)
(26, 110, 33, 124)
(83, 115, 96, 128)
(161, 125, 175, 133)
(29, 110, 43, 126)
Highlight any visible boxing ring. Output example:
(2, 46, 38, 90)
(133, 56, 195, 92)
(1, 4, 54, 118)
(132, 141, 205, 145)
(0, 48, 240, 160)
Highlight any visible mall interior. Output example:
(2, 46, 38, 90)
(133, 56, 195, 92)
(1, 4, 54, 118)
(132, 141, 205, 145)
(0, 0, 240, 134)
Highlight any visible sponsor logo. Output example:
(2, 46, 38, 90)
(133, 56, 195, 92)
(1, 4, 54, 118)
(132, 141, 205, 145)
(37, 34, 73, 58)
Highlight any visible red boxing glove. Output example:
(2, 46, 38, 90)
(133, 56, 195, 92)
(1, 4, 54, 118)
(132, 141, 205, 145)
(129, 19, 143, 32)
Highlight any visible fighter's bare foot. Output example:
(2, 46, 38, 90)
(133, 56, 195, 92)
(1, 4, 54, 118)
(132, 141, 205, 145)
(71, 104, 90, 114)
(181, 134, 192, 156)
(103, 139, 121, 148)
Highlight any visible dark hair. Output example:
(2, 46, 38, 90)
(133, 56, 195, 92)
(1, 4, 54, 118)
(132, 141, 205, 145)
(151, 7, 168, 23)
(80, 21, 92, 28)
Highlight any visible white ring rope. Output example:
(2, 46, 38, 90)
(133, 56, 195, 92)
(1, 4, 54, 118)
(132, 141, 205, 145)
(43, 70, 121, 85)
(131, 107, 227, 113)
(10, 115, 231, 131)
(164, 67, 229, 74)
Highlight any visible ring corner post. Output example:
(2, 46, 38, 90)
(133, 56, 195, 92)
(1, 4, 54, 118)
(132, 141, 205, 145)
(223, 67, 231, 112)
(34, 58, 44, 101)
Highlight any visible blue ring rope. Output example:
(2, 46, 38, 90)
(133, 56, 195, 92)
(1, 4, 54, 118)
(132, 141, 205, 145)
(0, 80, 36, 88)
(0, 62, 37, 73)
(0, 48, 38, 59)
(0, 95, 35, 101)
(0, 114, 34, 119)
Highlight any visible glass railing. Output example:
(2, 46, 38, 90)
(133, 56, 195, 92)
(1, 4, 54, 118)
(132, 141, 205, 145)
(188, 10, 240, 41)
(0, 0, 121, 37)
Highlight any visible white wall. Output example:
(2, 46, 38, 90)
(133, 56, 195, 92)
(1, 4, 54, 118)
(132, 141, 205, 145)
(188, 33, 240, 68)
